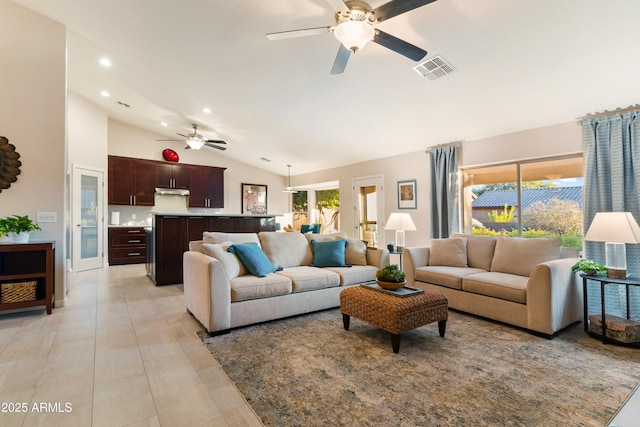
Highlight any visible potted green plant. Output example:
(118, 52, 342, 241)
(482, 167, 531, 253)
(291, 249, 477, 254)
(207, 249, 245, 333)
(376, 264, 407, 290)
(3, 214, 41, 243)
(571, 259, 607, 276)
(0, 217, 11, 242)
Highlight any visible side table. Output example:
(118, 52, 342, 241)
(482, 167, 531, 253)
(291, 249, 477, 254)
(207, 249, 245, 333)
(582, 273, 640, 345)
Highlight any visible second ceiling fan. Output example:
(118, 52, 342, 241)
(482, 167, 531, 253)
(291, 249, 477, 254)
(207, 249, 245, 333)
(267, 0, 437, 74)
(157, 124, 227, 151)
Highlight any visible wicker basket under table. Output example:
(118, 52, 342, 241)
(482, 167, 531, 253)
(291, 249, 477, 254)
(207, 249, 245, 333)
(340, 285, 448, 353)
(1, 280, 37, 304)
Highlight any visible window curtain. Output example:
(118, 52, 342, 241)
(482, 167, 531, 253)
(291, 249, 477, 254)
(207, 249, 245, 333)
(429, 145, 460, 238)
(583, 110, 640, 320)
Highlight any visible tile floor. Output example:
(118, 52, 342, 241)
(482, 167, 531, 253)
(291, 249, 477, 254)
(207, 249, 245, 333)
(0, 264, 262, 427)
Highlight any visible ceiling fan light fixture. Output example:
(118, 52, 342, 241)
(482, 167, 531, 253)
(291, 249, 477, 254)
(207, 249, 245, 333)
(186, 136, 205, 150)
(334, 20, 374, 53)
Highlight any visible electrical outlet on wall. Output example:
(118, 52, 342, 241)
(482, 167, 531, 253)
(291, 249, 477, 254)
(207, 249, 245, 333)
(37, 211, 57, 223)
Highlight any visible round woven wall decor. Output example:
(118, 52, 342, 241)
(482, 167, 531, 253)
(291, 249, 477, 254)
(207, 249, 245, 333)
(0, 136, 22, 193)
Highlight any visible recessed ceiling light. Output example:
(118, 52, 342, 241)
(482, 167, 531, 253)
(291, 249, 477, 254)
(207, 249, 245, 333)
(160, 122, 168, 127)
(100, 90, 110, 97)
(202, 107, 211, 114)
(99, 57, 111, 67)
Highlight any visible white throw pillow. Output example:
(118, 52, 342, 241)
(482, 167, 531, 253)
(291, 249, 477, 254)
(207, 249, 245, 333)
(428, 238, 468, 268)
(201, 242, 247, 279)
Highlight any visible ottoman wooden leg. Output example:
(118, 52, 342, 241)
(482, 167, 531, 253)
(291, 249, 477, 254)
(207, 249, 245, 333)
(438, 320, 447, 337)
(342, 313, 350, 331)
(391, 334, 400, 354)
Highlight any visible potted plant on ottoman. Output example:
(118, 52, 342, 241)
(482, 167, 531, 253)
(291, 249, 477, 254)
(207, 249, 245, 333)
(3, 215, 41, 243)
(376, 264, 407, 290)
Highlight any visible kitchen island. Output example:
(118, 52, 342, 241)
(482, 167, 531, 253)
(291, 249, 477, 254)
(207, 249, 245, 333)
(147, 213, 276, 285)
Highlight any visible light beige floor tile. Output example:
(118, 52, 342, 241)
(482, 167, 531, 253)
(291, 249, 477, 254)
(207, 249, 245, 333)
(46, 338, 95, 371)
(182, 341, 218, 371)
(0, 388, 34, 427)
(144, 353, 202, 397)
(92, 390, 156, 427)
(52, 318, 96, 344)
(93, 372, 151, 402)
(221, 407, 264, 427)
(0, 331, 56, 360)
(1, 356, 47, 393)
(124, 415, 160, 427)
(32, 361, 94, 405)
(21, 399, 92, 427)
(154, 383, 226, 426)
(94, 346, 145, 385)
(95, 325, 138, 352)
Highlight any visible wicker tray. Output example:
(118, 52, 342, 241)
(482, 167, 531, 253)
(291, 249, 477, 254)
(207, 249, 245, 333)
(1, 280, 37, 303)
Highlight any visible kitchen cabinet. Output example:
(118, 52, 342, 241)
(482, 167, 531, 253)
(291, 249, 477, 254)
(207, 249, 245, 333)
(0, 241, 55, 315)
(156, 162, 189, 189)
(108, 227, 147, 265)
(148, 214, 276, 285)
(108, 156, 155, 206)
(188, 166, 225, 208)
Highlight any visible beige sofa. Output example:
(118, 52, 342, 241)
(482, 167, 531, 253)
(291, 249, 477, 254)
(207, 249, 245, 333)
(184, 231, 389, 335)
(403, 234, 582, 338)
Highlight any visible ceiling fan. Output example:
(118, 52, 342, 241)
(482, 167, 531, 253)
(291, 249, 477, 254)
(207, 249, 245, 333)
(156, 124, 227, 151)
(266, 0, 436, 74)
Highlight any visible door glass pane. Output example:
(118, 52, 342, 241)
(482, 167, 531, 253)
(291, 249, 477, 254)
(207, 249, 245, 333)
(360, 185, 377, 247)
(81, 174, 98, 259)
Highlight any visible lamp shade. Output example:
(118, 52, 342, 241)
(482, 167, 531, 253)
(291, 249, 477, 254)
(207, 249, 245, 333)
(584, 212, 640, 243)
(385, 213, 416, 231)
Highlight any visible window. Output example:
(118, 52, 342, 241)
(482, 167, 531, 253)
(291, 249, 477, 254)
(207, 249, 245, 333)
(461, 155, 583, 249)
(292, 185, 340, 233)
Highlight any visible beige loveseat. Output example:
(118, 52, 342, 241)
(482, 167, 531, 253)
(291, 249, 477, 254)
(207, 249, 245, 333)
(403, 234, 582, 337)
(184, 231, 389, 335)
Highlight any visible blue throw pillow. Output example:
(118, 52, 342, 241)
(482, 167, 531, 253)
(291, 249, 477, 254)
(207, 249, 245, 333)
(310, 239, 351, 268)
(228, 243, 281, 277)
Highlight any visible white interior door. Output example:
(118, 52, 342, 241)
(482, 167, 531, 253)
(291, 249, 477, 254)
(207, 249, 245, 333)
(352, 175, 385, 248)
(72, 165, 104, 271)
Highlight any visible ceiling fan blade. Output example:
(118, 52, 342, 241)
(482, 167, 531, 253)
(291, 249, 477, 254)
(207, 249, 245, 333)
(330, 44, 351, 75)
(373, 30, 427, 61)
(156, 139, 183, 142)
(373, 0, 437, 23)
(204, 142, 227, 151)
(324, 0, 349, 14)
(184, 145, 191, 150)
(205, 139, 226, 145)
(176, 133, 188, 138)
(267, 26, 332, 40)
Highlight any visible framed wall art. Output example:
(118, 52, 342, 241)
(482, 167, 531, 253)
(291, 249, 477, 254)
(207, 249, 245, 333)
(397, 179, 417, 209)
(242, 183, 268, 214)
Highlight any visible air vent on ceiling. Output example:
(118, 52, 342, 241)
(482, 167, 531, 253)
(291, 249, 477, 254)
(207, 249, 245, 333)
(413, 55, 455, 80)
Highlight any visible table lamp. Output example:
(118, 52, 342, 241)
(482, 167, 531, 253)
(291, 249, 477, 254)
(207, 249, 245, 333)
(584, 212, 640, 279)
(384, 213, 416, 251)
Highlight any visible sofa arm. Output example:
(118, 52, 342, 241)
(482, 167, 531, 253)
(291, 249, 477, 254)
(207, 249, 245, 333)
(402, 247, 431, 285)
(366, 247, 390, 268)
(526, 257, 583, 335)
(183, 251, 232, 334)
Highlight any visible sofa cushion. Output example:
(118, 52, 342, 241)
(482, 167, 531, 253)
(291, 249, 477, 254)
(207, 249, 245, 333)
(230, 274, 292, 302)
(451, 233, 497, 270)
(428, 238, 468, 267)
(203, 231, 261, 247)
(259, 231, 313, 268)
(462, 271, 529, 304)
(415, 266, 486, 290)
(337, 237, 368, 266)
(304, 232, 347, 244)
(228, 242, 281, 277)
(275, 266, 341, 292)
(490, 237, 561, 277)
(324, 265, 377, 286)
(201, 242, 246, 279)
(310, 239, 349, 267)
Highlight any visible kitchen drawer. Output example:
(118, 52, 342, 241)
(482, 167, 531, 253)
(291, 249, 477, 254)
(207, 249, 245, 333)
(109, 248, 146, 264)
(111, 234, 147, 247)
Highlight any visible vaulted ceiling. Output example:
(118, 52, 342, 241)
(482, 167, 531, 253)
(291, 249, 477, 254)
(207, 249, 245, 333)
(13, 0, 640, 175)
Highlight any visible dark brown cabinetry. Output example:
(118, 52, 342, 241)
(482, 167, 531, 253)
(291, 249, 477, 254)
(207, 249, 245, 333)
(108, 155, 226, 208)
(148, 214, 276, 285)
(0, 241, 55, 315)
(156, 162, 189, 189)
(108, 227, 147, 265)
(108, 156, 155, 206)
(187, 166, 225, 208)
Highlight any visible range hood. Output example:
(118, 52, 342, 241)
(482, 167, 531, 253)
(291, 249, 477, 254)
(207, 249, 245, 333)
(155, 187, 190, 196)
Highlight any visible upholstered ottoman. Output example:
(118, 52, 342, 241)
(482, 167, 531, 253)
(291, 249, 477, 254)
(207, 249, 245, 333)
(340, 285, 448, 353)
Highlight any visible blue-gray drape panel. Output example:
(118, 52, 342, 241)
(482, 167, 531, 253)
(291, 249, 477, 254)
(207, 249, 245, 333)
(429, 145, 460, 238)
(582, 111, 640, 320)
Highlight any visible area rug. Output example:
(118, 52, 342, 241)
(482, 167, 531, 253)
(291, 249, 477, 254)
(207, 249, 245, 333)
(200, 309, 640, 426)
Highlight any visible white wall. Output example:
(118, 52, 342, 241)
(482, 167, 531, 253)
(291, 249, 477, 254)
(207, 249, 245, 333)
(294, 121, 583, 247)
(107, 120, 288, 221)
(0, 2, 67, 305)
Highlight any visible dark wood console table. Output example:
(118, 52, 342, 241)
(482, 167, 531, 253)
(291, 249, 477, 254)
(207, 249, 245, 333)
(0, 241, 55, 314)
